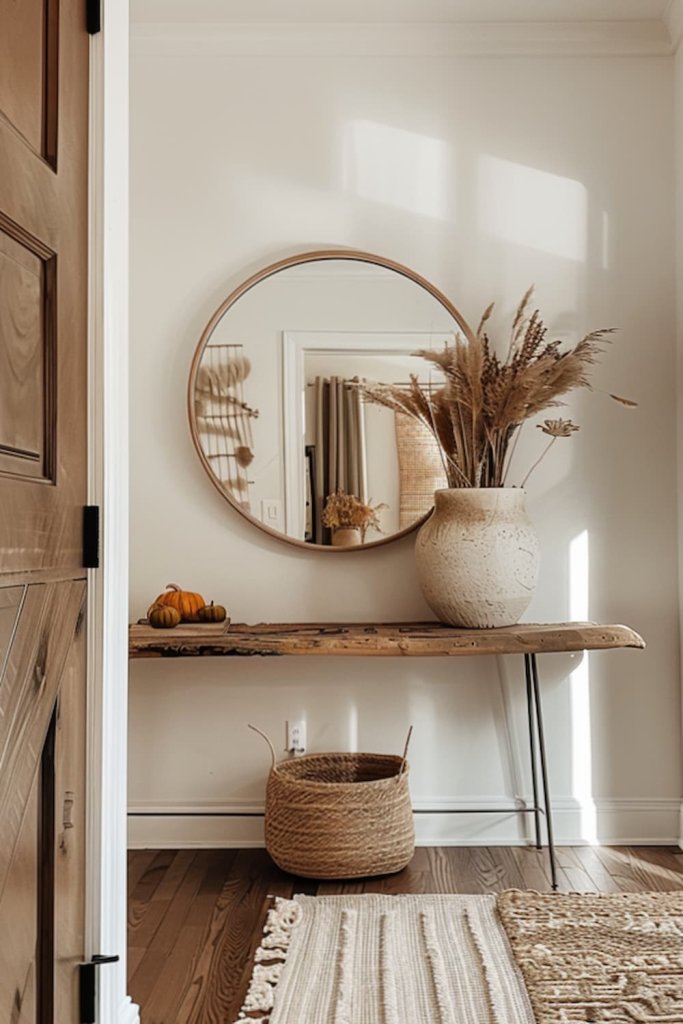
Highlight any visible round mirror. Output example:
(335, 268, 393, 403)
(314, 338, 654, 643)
(188, 250, 474, 551)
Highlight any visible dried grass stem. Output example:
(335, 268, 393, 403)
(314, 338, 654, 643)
(357, 288, 629, 488)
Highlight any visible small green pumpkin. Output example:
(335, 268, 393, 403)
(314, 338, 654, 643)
(148, 604, 181, 629)
(197, 601, 227, 623)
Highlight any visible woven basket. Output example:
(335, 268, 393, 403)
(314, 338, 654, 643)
(251, 727, 415, 880)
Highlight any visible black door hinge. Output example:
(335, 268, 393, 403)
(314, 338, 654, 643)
(82, 505, 100, 568)
(86, 0, 102, 34)
(80, 955, 119, 1023)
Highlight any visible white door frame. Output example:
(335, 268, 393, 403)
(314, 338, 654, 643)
(87, 3, 137, 1022)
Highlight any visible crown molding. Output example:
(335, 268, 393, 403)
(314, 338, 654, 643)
(131, 20, 674, 58)
(665, 0, 683, 50)
(131, 0, 673, 24)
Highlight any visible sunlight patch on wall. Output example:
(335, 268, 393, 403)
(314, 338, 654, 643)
(343, 119, 451, 220)
(479, 156, 587, 262)
(569, 528, 597, 843)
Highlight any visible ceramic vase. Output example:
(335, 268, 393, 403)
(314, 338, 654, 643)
(415, 488, 539, 628)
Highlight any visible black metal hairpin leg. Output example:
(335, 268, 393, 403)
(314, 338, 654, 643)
(528, 653, 558, 890)
(524, 654, 542, 850)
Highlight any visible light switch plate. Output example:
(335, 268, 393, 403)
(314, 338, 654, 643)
(261, 498, 283, 530)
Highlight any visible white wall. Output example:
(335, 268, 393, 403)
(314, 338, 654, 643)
(129, 27, 680, 846)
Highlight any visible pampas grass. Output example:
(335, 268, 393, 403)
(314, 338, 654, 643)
(359, 289, 632, 488)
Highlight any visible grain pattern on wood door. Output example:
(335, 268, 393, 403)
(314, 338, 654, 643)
(0, 1, 90, 1022)
(0, 581, 86, 1021)
(0, 0, 88, 572)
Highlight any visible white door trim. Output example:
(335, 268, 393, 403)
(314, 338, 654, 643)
(86, 3, 136, 1022)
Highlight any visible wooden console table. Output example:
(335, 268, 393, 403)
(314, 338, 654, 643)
(129, 620, 644, 889)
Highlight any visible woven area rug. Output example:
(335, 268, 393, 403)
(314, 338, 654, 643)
(498, 889, 683, 1023)
(235, 890, 683, 1024)
(232, 893, 535, 1023)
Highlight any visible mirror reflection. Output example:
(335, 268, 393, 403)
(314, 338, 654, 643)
(191, 256, 463, 549)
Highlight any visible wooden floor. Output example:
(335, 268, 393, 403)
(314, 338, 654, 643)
(128, 845, 683, 1023)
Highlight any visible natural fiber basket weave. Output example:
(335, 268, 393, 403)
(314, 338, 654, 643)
(251, 727, 415, 879)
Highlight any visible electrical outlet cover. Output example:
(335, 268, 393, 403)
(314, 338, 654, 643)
(286, 719, 306, 753)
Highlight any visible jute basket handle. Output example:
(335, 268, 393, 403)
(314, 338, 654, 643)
(248, 723, 277, 769)
(248, 722, 413, 778)
(397, 725, 413, 782)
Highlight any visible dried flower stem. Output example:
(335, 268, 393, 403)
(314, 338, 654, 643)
(425, 381, 469, 488)
(520, 437, 556, 489)
(501, 422, 523, 485)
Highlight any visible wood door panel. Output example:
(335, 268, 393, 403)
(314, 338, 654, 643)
(1, 3, 90, 1018)
(0, 584, 56, 773)
(54, 616, 86, 1024)
(0, 579, 85, 906)
(0, 0, 59, 166)
(0, 0, 45, 155)
(0, 217, 56, 481)
(0, 584, 25, 676)
(0, 0, 88, 574)
(0, 779, 39, 1023)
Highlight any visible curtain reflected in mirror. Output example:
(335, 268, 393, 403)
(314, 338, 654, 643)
(310, 376, 366, 544)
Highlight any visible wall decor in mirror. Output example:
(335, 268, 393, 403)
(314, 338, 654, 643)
(188, 250, 476, 551)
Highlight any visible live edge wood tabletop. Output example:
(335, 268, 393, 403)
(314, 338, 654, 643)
(128, 620, 645, 659)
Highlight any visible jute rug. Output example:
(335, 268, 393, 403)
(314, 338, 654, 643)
(234, 890, 683, 1024)
(498, 889, 683, 1023)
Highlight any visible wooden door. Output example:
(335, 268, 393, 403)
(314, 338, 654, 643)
(0, 1, 90, 1022)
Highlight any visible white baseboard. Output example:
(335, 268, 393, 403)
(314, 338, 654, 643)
(127, 797, 681, 849)
(119, 996, 140, 1024)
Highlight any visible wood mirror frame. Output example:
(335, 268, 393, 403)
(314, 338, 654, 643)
(187, 249, 476, 553)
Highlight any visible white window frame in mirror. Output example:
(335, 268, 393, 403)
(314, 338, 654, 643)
(282, 331, 453, 540)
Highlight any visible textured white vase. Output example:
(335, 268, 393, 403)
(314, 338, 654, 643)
(415, 488, 539, 628)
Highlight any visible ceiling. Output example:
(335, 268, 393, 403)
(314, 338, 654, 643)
(131, 0, 672, 25)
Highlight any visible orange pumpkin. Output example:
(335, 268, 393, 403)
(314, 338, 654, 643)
(148, 604, 181, 629)
(148, 583, 205, 622)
